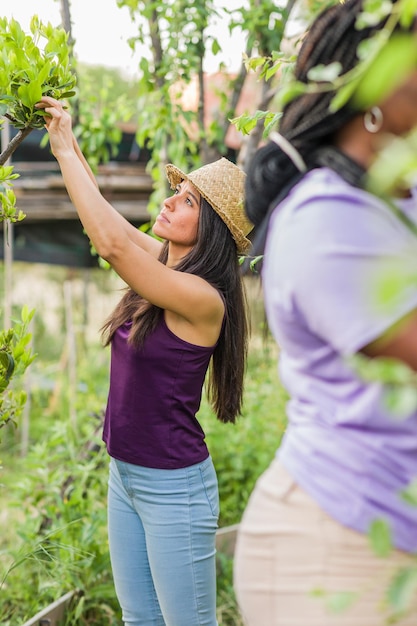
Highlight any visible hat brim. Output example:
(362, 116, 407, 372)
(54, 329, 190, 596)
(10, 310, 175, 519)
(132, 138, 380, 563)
(166, 162, 252, 254)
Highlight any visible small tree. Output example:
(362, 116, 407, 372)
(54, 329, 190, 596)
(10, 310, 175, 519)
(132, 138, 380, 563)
(0, 15, 77, 430)
(0, 16, 76, 165)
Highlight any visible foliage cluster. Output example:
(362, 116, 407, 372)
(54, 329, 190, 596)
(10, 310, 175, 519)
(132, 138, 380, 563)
(0, 16, 75, 133)
(73, 64, 139, 170)
(0, 305, 35, 434)
(114, 0, 300, 212)
(0, 15, 79, 429)
(0, 161, 23, 225)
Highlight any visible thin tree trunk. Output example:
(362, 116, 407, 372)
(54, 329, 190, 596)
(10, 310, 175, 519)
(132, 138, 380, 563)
(198, 41, 211, 163)
(59, 0, 80, 125)
(149, 8, 165, 91)
(0, 124, 33, 166)
(59, 0, 74, 48)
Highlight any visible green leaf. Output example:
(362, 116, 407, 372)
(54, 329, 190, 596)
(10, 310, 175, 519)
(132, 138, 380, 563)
(307, 61, 342, 82)
(17, 81, 43, 109)
(310, 587, 359, 613)
(384, 385, 417, 417)
(349, 353, 417, 387)
(21, 305, 34, 324)
(387, 566, 417, 615)
(369, 518, 392, 558)
(330, 76, 361, 112)
(249, 255, 263, 272)
(278, 80, 308, 107)
(27, 81, 43, 105)
(264, 62, 281, 83)
(211, 39, 221, 56)
(400, 479, 417, 507)
(400, 0, 417, 27)
(356, 0, 392, 29)
(351, 33, 417, 110)
(326, 591, 359, 614)
(0, 351, 15, 381)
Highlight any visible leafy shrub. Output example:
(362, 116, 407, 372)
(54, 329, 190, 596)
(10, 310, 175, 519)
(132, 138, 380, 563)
(0, 411, 120, 625)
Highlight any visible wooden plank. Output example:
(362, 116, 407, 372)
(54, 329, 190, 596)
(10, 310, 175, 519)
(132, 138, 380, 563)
(21, 590, 78, 626)
(8, 160, 154, 223)
(9, 195, 152, 222)
(14, 173, 153, 192)
(216, 523, 239, 557)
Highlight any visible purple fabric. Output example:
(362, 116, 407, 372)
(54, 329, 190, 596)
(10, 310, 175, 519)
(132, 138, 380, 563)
(263, 167, 417, 553)
(103, 316, 215, 469)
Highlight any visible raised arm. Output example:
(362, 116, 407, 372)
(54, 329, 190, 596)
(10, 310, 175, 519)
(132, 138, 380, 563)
(37, 98, 162, 259)
(37, 97, 224, 334)
(72, 135, 99, 189)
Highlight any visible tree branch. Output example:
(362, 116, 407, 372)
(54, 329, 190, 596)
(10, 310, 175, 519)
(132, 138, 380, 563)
(0, 121, 34, 166)
(149, 8, 164, 91)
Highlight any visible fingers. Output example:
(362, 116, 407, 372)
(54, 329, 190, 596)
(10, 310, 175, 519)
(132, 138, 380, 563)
(35, 97, 70, 130)
(37, 95, 62, 108)
(36, 96, 65, 116)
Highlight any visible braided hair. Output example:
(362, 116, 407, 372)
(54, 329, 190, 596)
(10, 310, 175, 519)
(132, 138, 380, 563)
(245, 0, 409, 233)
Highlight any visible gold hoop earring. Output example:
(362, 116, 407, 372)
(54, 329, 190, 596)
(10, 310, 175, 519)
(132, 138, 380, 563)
(364, 106, 383, 133)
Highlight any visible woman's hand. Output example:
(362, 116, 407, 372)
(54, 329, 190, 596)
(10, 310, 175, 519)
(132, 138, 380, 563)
(35, 96, 75, 159)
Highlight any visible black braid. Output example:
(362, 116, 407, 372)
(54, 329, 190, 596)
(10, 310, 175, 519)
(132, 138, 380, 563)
(245, 0, 408, 234)
(283, 1, 369, 152)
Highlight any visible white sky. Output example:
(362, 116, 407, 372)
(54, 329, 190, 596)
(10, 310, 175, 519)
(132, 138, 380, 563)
(0, 0, 247, 75)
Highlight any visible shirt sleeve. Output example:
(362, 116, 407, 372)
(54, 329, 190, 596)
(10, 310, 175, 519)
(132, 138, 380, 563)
(264, 185, 417, 356)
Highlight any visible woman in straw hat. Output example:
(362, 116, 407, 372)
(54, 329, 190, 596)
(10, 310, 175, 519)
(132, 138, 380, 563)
(38, 95, 253, 626)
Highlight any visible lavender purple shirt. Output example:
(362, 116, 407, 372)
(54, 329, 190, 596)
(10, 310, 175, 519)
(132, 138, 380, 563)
(263, 167, 417, 552)
(103, 316, 216, 469)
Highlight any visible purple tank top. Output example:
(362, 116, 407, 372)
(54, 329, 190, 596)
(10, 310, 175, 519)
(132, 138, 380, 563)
(102, 315, 216, 469)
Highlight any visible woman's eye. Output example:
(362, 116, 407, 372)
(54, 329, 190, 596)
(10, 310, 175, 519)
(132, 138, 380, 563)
(173, 188, 193, 205)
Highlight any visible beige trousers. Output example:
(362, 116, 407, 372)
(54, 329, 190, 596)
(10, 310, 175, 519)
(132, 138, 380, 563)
(234, 458, 417, 626)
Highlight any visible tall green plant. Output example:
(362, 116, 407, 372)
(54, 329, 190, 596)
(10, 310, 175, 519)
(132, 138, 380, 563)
(0, 305, 35, 432)
(0, 15, 78, 430)
(0, 137, 35, 432)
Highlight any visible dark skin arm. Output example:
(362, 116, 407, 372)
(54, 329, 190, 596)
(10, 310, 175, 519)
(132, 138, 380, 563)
(361, 310, 417, 371)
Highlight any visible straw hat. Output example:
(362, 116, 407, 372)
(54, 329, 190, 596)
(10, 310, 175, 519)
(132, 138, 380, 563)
(166, 157, 253, 254)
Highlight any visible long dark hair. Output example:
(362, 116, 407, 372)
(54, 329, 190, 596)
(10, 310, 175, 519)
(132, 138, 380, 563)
(101, 197, 249, 424)
(245, 0, 410, 233)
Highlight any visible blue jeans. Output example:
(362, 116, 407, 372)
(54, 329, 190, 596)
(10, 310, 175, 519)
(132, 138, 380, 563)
(107, 456, 219, 626)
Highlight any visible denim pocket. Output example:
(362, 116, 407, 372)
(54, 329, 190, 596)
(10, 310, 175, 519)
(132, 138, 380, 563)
(200, 458, 220, 519)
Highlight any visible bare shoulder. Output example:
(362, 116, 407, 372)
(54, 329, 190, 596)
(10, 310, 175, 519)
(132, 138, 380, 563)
(164, 285, 224, 347)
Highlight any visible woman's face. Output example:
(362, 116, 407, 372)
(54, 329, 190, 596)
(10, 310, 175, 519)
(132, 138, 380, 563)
(153, 180, 201, 249)
(381, 69, 417, 135)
